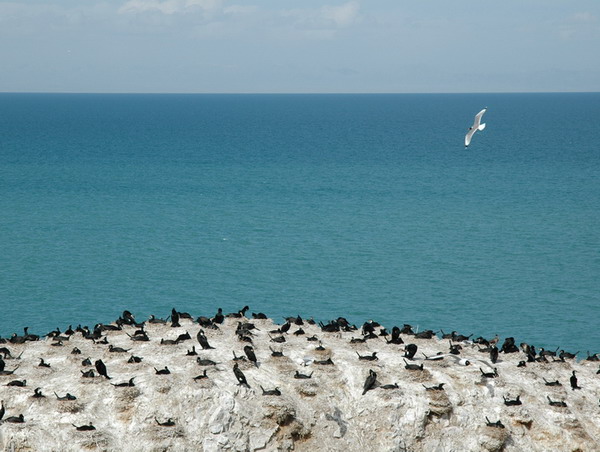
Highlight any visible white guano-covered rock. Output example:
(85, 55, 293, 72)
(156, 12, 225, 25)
(0, 315, 598, 451)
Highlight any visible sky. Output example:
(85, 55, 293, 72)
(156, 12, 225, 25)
(1, 0, 599, 93)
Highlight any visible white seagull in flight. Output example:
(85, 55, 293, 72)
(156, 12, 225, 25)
(465, 108, 487, 147)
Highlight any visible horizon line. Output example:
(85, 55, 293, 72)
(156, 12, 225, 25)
(1, 90, 599, 95)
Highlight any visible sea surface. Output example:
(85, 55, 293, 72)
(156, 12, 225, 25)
(1, 93, 599, 354)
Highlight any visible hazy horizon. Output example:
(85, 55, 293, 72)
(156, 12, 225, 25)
(2, 91, 599, 95)
(1, 1, 599, 94)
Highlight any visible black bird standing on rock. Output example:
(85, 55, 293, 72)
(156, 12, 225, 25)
(526, 345, 537, 362)
(362, 369, 377, 395)
(244, 345, 258, 367)
(570, 370, 581, 390)
(361, 321, 375, 336)
(213, 308, 224, 324)
(404, 344, 418, 360)
(197, 330, 214, 350)
(171, 308, 180, 328)
(95, 359, 110, 379)
(279, 320, 291, 334)
(500, 337, 519, 354)
(490, 346, 499, 364)
(233, 363, 250, 387)
(122, 310, 136, 325)
(387, 326, 403, 344)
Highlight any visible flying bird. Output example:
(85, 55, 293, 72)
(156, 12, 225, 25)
(465, 108, 487, 147)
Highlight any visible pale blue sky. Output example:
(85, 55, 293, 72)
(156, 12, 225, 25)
(1, 0, 599, 93)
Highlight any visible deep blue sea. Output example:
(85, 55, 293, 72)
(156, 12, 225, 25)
(1, 93, 599, 354)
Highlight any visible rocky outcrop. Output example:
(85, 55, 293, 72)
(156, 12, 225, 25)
(0, 315, 598, 451)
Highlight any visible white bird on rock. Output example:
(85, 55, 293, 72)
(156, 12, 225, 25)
(465, 108, 487, 147)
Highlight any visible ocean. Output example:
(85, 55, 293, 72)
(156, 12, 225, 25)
(1, 93, 598, 354)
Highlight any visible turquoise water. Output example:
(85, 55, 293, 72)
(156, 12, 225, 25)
(1, 93, 599, 353)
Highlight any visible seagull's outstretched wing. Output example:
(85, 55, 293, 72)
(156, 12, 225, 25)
(473, 108, 487, 129)
(465, 108, 487, 147)
(465, 128, 476, 147)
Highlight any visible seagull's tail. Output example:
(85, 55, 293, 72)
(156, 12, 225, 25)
(478, 123, 486, 131)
